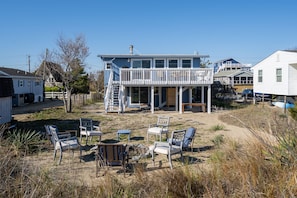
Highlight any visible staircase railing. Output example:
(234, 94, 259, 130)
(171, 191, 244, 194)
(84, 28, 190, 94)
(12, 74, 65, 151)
(104, 63, 123, 113)
(104, 71, 113, 112)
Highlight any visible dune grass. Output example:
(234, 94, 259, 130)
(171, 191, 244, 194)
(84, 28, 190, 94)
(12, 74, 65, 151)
(2, 104, 297, 197)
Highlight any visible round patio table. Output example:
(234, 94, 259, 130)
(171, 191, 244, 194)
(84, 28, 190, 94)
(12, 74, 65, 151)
(117, 129, 131, 142)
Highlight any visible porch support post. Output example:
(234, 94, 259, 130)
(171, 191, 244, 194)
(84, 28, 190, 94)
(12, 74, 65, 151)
(151, 86, 154, 114)
(175, 86, 178, 112)
(201, 86, 205, 103)
(189, 87, 192, 103)
(179, 86, 183, 114)
(158, 87, 162, 108)
(207, 84, 211, 114)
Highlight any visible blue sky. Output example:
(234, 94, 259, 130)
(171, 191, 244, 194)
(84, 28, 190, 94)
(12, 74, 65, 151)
(1, 0, 297, 73)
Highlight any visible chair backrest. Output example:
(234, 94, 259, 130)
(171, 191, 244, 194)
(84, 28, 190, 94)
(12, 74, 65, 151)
(97, 144, 127, 166)
(157, 116, 170, 127)
(44, 125, 59, 144)
(183, 127, 196, 149)
(80, 118, 93, 131)
(169, 129, 186, 149)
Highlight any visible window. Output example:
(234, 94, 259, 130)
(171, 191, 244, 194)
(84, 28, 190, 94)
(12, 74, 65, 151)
(18, 80, 24, 87)
(35, 81, 40, 86)
(105, 63, 112, 70)
(182, 59, 191, 68)
(258, 70, 263, 82)
(168, 59, 178, 68)
(131, 87, 148, 104)
(132, 60, 151, 68)
(276, 68, 282, 82)
(155, 59, 165, 68)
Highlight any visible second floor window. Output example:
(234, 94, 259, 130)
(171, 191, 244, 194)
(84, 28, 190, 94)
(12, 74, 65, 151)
(258, 70, 263, 82)
(168, 59, 178, 68)
(105, 63, 111, 70)
(18, 80, 24, 87)
(155, 60, 165, 68)
(132, 60, 151, 68)
(182, 59, 191, 68)
(276, 68, 282, 82)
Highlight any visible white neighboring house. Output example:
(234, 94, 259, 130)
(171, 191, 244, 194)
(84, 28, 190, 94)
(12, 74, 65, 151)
(0, 75, 14, 125)
(253, 50, 297, 96)
(0, 67, 44, 106)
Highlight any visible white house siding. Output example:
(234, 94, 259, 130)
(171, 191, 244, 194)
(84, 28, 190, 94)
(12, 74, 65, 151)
(0, 97, 12, 125)
(253, 51, 297, 96)
(288, 64, 297, 95)
(13, 77, 44, 103)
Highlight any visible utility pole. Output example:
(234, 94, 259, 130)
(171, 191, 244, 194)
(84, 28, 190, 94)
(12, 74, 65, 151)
(43, 48, 48, 80)
(27, 55, 31, 72)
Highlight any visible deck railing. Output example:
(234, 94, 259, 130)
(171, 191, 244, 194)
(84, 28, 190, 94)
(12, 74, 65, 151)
(119, 68, 213, 86)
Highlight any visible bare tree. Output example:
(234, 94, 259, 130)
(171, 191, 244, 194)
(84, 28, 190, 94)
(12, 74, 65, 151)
(55, 34, 90, 113)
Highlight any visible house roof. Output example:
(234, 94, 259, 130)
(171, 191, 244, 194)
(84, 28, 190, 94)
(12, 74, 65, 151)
(253, 50, 297, 68)
(214, 70, 253, 78)
(35, 61, 64, 82)
(98, 54, 209, 59)
(0, 67, 40, 78)
(212, 58, 240, 64)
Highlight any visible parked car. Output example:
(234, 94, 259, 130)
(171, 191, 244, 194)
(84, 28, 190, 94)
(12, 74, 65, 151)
(241, 89, 253, 98)
(241, 89, 271, 102)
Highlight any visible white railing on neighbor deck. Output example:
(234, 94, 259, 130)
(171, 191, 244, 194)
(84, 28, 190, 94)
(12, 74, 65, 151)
(119, 68, 213, 86)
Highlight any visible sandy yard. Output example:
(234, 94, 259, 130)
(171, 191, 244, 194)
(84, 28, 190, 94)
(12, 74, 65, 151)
(13, 100, 266, 186)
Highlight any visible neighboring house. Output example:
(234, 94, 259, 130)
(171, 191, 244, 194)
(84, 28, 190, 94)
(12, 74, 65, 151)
(0, 67, 44, 106)
(98, 46, 213, 114)
(253, 50, 297, 97)
(213, 58, 252, 74)
(0, 75, 14, 125)
(214, 70, 253, 93)
(35, 61, 63, 87)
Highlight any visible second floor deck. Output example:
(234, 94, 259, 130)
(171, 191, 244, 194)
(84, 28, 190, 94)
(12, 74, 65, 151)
(116, 68, 213, 86)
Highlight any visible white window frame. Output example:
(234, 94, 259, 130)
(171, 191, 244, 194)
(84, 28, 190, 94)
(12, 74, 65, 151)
(132, 59, 151, 68)
(258, 70, 263, 83)
(105, 62, 112, 70)
(276, 68, 282, 82)
(18, 80, 24, 87)
(181, 59, 192, 68)
(168, 59, 179, 68)
(154, 59, 165, 68)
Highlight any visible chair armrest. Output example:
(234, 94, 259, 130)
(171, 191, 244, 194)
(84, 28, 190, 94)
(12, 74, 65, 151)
(153, 141, 171, 148)
(80, 126, 87, 131)
(93, 125, 100, 131)
(58, 133, 71, 139)
(58, 136, 80, 143)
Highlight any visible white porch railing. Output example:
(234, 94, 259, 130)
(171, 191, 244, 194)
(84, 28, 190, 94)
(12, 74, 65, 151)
(120, 68, 213, 86)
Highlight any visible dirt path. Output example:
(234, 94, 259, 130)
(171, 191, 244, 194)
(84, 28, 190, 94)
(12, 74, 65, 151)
(16, 101, 255, 186)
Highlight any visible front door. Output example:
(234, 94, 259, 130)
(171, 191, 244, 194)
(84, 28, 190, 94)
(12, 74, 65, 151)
(166, 88, 176, 107)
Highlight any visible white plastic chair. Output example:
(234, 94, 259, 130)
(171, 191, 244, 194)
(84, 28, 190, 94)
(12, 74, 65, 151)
(79, 118, 102, 145)
(147, 116, 170, 142)
(150, 129, 186, 169)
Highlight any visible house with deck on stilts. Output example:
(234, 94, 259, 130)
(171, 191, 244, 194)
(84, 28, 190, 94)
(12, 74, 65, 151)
(98, 46, 213, 114)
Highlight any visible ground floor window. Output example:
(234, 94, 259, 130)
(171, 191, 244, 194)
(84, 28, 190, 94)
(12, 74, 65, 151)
(131, 87, 149, 104)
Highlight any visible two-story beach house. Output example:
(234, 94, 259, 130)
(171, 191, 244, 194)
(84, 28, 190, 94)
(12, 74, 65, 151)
(98, 46, 213, 114)
(213, 58, 253, 93)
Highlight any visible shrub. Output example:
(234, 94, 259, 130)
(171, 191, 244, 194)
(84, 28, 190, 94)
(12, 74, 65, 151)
(210, 124, 225, 131)
(7, 129, 42, 155)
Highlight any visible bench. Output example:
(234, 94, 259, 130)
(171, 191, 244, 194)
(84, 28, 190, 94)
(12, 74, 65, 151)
(182, 103, 206, 113)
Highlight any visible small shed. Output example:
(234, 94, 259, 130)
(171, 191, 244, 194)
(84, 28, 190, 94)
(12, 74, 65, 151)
(0, 77, 14, 125)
